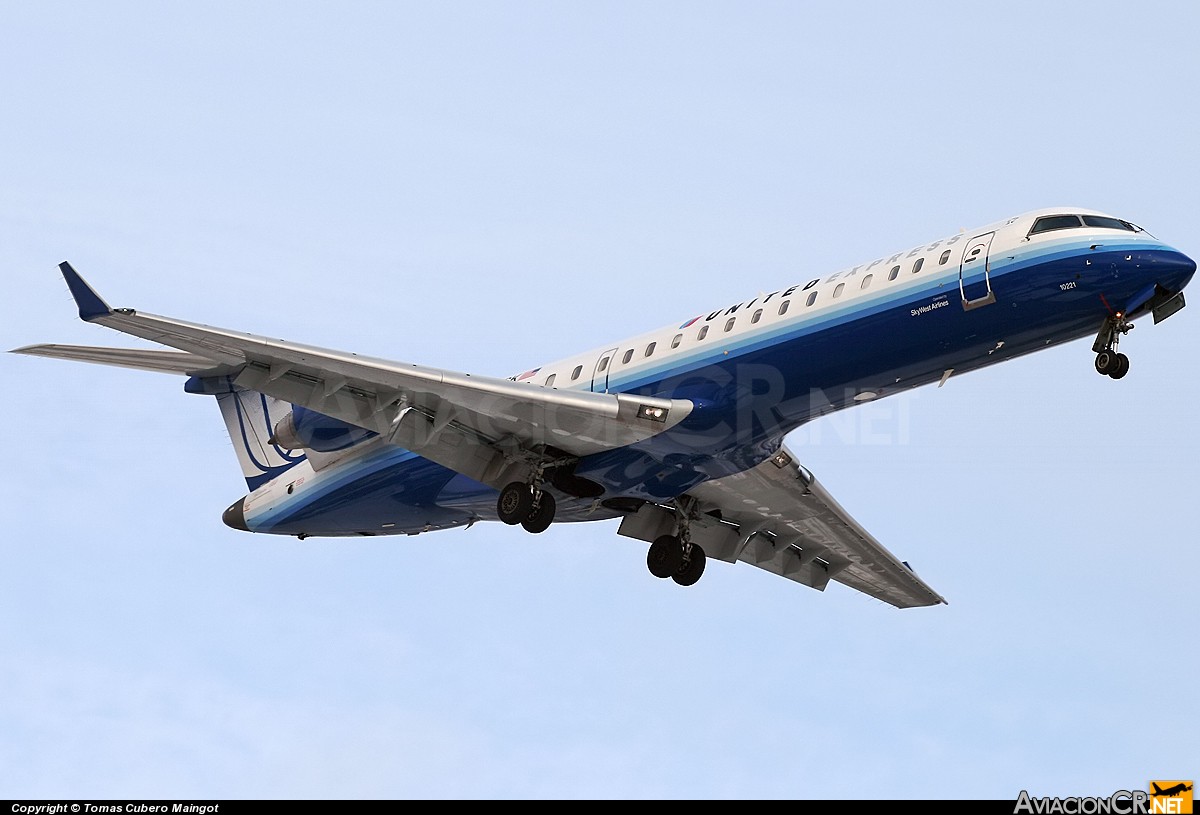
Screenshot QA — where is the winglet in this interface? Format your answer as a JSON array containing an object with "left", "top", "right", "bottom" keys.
[{"left": 59, "top": 261, "right": 112, "bottom": 321}]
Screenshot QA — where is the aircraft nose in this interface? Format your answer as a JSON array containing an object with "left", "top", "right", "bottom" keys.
[
  {"left": 1169, "top": 248, "right": 1196, "bottom": 276},
  {"left": 1152, "top": 247, "right": 1197, "bottom": 293},
  {"left": 222, "top": 497, "right": 249, "bottom": 531}
]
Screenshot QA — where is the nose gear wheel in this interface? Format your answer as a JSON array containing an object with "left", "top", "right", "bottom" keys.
[{"left": 1092, "top": 313, "right": 1134, "bottom": 379}]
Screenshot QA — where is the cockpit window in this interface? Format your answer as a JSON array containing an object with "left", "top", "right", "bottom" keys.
[
  {"left": 1081, "top": 215, "right": 1136, "bottom": 231},
  {"left": 1030, "top": 214, "right": 1140, "bottom": 236},
  {"left": 1029, "top": 215, "right": 1083, "bottom": 235}
]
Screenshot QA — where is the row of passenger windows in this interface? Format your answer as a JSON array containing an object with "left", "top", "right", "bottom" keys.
[{"left": 541, "top": 247, "right": 957, "bottom": 385}]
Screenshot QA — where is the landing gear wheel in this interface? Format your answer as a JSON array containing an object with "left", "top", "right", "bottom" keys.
[
  {"left": 647, "top": 535, "right": 684, "bottom": 578},
  {"left": 497, "top": 481, "right": 534, "bottom": 525},
  {"left": 1095, "top": 349, "right": 1119, "bottom": 375},
  {"left": 1092, "top": 312, "right": 1135, "bottom": 378},
  {"left": 1108, "top": 353, "right": 1130, "bottom": 380},
  {"left": 521, "top": 491, "right": 556, "bottom": 534},
  {"left": 672, "top": 544, "right": 707, "bottom": 586}
]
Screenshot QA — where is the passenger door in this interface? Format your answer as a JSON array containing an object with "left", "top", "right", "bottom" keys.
[
  {"left": 959, "top": 231, "right": 997, "bottom": 310},
  {"left": 591, "top": 347, "right": 619, "bottom": 393}
]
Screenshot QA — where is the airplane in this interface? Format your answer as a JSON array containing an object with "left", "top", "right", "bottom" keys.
[
  {"left": 1152, "top": 783, "right": 1193, "bottom": 798},
  {"left": 12, "top": 207, "right": 1194, "bottom": 609}
]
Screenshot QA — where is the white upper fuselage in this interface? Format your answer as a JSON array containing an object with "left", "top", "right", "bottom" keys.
[{"left": 510, "top": 207, "right": 1164, "bottom": 398}]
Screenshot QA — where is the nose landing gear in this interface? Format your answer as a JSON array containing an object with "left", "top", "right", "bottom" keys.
[{"left": 1092, "top": 313, "right": 1133, "bottom": 380}]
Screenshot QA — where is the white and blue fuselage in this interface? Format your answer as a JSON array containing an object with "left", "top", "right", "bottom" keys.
[{"left": 216, "top": 207, "right": 1195, "bottom": 537}]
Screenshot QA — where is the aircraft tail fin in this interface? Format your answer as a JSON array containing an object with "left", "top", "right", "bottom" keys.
[
  {"left": 1153, "top": 784, "right": 1164, "bottom": 795},
  {"left": 185, "top": 375, "right": 306, "bottom": 490}
]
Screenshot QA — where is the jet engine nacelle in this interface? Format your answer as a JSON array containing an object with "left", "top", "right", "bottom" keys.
[{"left": 270, "top": 406, "right": 377, "bottom": 452}]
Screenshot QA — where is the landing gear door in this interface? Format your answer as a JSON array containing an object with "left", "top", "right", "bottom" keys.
[
  {"left": 959, "top": 231, "right": 997, "bottom": 310},
  {"left": 591, "top": 347, "right": 619, "bottom": 393}
]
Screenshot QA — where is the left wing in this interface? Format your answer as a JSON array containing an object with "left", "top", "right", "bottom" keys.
[
  {"left": 22, "top": 263, "right": 694, "bottom": 491},
  {"left": 618, "top": 443, "right": 946, "bottom": 608},
  {"left": 11, "top": 343, "right": 230, "bottom": 375}
]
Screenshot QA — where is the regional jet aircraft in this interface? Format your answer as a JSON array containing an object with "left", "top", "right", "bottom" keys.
[{"left": 14, "top": 208, "right": 1194, "bottom": 607}]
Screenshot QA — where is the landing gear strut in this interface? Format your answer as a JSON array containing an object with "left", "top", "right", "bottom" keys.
[
  {"left": 1093, "top": 313, "right": 1133, "bottom": 380},
  {"left": 644, "top": 498, "right": 707, "bottom": 587}
]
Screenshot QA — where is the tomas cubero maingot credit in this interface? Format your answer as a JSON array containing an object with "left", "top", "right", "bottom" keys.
[{"left": 13, "top": 807, "right": 218, "bottom": 814}]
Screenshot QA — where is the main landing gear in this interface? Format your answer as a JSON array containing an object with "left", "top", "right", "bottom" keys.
[
  {"left": 645, "top": 498, "right": 707, "bottom": 587},
  {"left": 647, "top": 534, "right": 706, "bottom": 586},
  {"left": 496, "top": 480, "right": 557, "bottom": 534},
  {"left": 1093, "top": 313, "right": 1133, "bottom": 380},
  {"left": 494, "top": 451, "right": 601, "bottom": 535}
]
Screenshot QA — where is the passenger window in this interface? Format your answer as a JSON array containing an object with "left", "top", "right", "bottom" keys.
[
  {"left": 860, "top": 274, "right": 872, "bottom": 290},
  {"left": 598, "top": 356, "right": 610, "bottom": 372},
  {"left": 545, "top": 373, "right": 556, "bottom": 386},
  {"left": 805, "top": 291, "right": 817, "bottom": 307},
  {"left": 833, "top": 283, "right": 845, "bottom": 298},
  {"left": 888, "top": 265, "right": 900, "bottom": 280},
  {"left": 645, "top": 342, "right": 656, "bottom": 357},
  {"left": 671, "top": 333, "right": 682, "bottom": 349},
  {"left": 779, "top": 300, "right": 790, "bottom": 315},
  {"left": 939, "top": 250, "right": 951, "bottom": 265},
  {"left": 751, "top": 309, "right": 762, "bottom": 324},
  {"left": 622, "top": 349, "right": 633, "bottom": 364},
  {"left": 724, "top": 317, "right": 735, "bottom": 332},
  {"left": 697, "top": 325, "right": 709, "bottom": 340},
  {"left": 571, "top": 365, "right": 582, "bottom": 381},
  {"left": 912, "top": 257, "right": 924, "bottom": 273}
]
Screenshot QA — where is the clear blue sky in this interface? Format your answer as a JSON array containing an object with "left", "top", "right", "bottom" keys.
[{"left": 2, "top": 0, "right": 1196, "bottom": 800}]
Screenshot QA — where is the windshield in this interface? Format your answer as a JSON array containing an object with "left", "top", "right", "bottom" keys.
[{"left": 1029, "top": 214, "right": 1140, "bottom": 237}]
